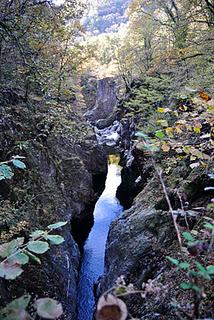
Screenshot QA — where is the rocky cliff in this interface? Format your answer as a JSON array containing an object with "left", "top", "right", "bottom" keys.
[
  {"left": 97, "top": 156, "right": 213, "bottom": 318},
  {"left": 0, "top": 90, "right": 107, "bottom": 319},
  {"left": 95, "top": 78, "right": 214, "bottom": 319}
]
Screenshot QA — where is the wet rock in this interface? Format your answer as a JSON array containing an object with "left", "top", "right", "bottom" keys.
[
  {"left": 85, "top": 78, "right": 117, "bottom": 123},
  {"left": 95, "top": 112, "right": 118, "bottom": 129},
  {"left": 97, "top": 200, "right": 175, "bottom": 318},
  {"left": 95, "top": 121, "right": 122, "bottom": 147}
]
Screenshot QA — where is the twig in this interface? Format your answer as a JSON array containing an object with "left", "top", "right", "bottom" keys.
[
  {"left": 152, "top": 159, "right": 182, "bottom": 250},
  {"left": 176, "top": 189, "right": 189, "bottom": 230}
]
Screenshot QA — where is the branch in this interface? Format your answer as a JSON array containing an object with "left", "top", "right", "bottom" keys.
[{"left": 152, "top": 159, "right": 182, "bottom": 250}]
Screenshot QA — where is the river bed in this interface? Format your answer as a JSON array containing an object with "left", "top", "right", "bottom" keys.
[{"left": 77, "top": 163, "right": 123, "bottom": 320}]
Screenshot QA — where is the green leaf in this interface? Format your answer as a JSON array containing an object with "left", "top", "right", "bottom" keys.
[
  {"left": 182, "top": 232, "right": 195, "bottom": 242},
  {"left": 24, "top": 250, "right": 41, "bottom": 264},
  {"left": 30, "top": 230, "right": 45, "bottom": 239},
  {"left": 27, "top": 241, "right": 49, "bottom": 254},
  {"left": 179, "top": 262, "right": 190, "bottom": 270},
  {"left": 35, "top": 298, "right": 63, "bottom": 319},
  {"left": 5, "top": 295, "right": 30, "bottom": 310},
  {"left": 8, "top": 252, "right": 29, "bottom": 265},
  {"left": 0, "top": 164, "right": 14, "bottom": 180},
  {"left": 0, "top": 261, "right": 23, "bottom": 280},
  {"left": 195, "top": 262, "right": 211, "bottom": 280},
  {"left": 47, "top": 235, "right": 64, "bottom": 245},
  {"left": 192, "top": 285, "right": 201, "bottom": 294},
  {"left": 155, "top": 130, "right": 165, "bottom": 139},
  {"left": 180, "top": 282, "right": 192, "bottom": 290},
  {"left": 0, "top": 295, "right": 31, "bottom": 320},
  {"left": 207, "top": 265, "right": 214, "bottom": 275},
  {"left": 195, "top": 262, "right": 207, "bottom": 273},
  {"left": 204, "top": 223, "right": 214, "bottom": 230},
  {"left": 0, "top": 238, "right": 24, "bottom": 258},
  {"left": 47, "top": 221, "right": 67, "bottom": 230},
  {"left": 12, "top": 159, "right": 26, "bottom": 169},
  {"left": 166, "top": 256, "right": 179, "bottom": 266}
]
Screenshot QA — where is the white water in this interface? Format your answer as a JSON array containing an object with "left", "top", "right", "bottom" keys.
[{"left": 77, "top": 164, "right": 123, "bottom": 320}]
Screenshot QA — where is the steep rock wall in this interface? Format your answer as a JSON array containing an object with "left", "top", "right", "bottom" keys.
[
  {"left": 0, "top": 96, "right": 107, "bottom": 319},
  {"left": 98, "top": 155, "right": 213, "bottom": 319},
  {"left": 85, "top": 78, "right": 117, "bottom": 124}
]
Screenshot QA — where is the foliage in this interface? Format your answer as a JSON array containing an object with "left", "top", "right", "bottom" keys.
[
  {"left": 0, "top": 221, "right": 67, "bottom": 319},
  {"left": 0, "top": 156, "right": 26, "bottom": 181},
  {"left": 0, "top": 0, "right": 85, "bottom": 101},
  {"left": 166, "top": 221, "right": 214, "bottom": 318},
  {"left": 135, "top": 91, "right": 213, "bottom": 171},
  {"left": 0, "top": 295, "right": 63, "bottom": 320},
  {"left": 0, "top": 221, "right": 67, "bottom": 280},
  {"left": 111, "top": 0, "right": 214, "bottom": 91},
  {"left": 82, "top": 0, "right": 130, "bottom": 34}
]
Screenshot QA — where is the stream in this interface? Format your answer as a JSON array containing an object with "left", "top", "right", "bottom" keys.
[{"left": 77, "top": 162, "right": 123, "bottom": 320}]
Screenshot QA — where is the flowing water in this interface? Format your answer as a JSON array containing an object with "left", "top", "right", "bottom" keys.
[{"left": 77, "top": 163, "right": 123, "bottom": 320}]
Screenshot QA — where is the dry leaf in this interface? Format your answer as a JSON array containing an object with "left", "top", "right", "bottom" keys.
[
  {"left": 199, "top": 91, "right": 211, "bottom": 102},
  {"left": 96, "top": 294, "right": 128, "bottom": 320}
]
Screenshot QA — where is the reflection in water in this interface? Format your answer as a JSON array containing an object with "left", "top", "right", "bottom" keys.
[{"left": 77, "top": 164, "right": 123, "bottom": 320}]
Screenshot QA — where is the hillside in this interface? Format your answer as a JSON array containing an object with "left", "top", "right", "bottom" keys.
[{"left": 82, "top": 0, "right": 131, "bottom": 34}]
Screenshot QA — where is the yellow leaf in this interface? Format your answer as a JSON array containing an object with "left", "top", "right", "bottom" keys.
[
  {"left": 165, "top": 127, "right": 174, "bottom": 138},
  {"left": 157, "top": 107, "right": 171, "bottom": 113},
  {"left": 194, "top": 127, "right": 201, "bottom": 134},
  {"left": 207, "top": 106, "right": 214, "bottom": 113},
  {"left": 157, "top": 107, "right": 165, "bottom": 113},
  {"left": 183, "top": 146, "right": 191, "bottom": 154},
  {"left": 176, "top": 120, "right": 187, "bottom": 125},
  {"left": 175, "top": 125, "right": 183, "bottom": 134},
  {"left": 186, "top": 124, "right": 192, "bottom": 131},
  {"left": 179, "top": 105, "right": 188, "bottom": 111},
  {"left": 161, "top": 142, "right": 170, "bottom": 152}
]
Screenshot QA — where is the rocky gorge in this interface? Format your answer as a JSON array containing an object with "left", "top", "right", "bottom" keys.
[{"left": 0, "top": 75, "right": 213, "bottom": 320}]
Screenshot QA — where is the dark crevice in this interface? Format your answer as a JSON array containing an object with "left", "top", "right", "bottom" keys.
[
  {"left": 71, "top": 206, "right": 95, "bottom": 252},
  {"left": 116, "top": 158, "right": 148, "bottom": 210},
  {"left": 92, "top": 172, "right": 106, "bottom": 195},
  {"left": 71, "top": 171, "right": 107, "bottom": 251}
]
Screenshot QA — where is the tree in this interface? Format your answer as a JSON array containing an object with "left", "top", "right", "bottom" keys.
[{"left": 0, "top": 0, "right": 84, "bottom": 101}]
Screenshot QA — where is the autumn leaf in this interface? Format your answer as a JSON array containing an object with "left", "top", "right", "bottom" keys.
[
  {"left": 165, "top": 127, "right": 174, "bottom": 138},
  {"left": 96, "top": 294, "right": 128, "bottom": 320},
  {"left": 199, "top": 91, "right": 211, "bottom": 102},
  {"left": 179, "top": 105, "right": 188, "bottom": 112},
  {"left": 157, "top": 107, "right": 171, "bottom": 113},
  {"left": 161, "top": 142, "right": 170, "bottom": 152}
]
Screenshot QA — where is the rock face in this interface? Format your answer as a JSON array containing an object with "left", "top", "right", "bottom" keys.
[
  {"left": 97, "top": 174, "right": 178, "bottom": 319},
  {"left": 0, "top": 97, "right": 107, "bottom": 319},
  {"left": 98, "top": 153, "right": 214, "bottom": 319},
  {"left": 85, "top": 78, "right": 117, "bottom": 123}
]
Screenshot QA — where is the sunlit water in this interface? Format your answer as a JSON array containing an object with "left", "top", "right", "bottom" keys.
[{"left": 77, "top": 164, "right": 123, "bottom": 320}]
